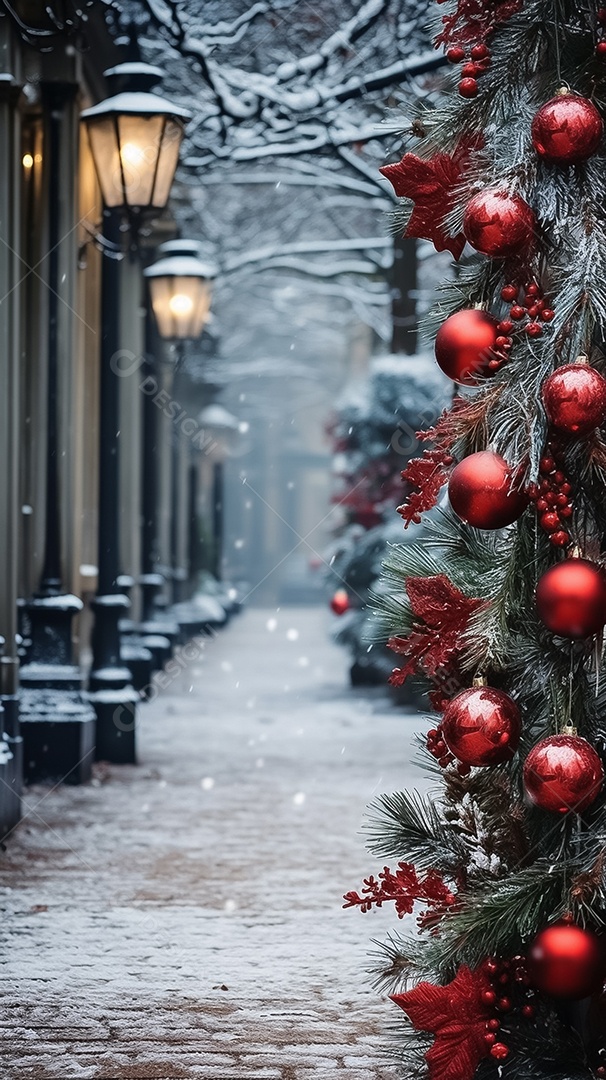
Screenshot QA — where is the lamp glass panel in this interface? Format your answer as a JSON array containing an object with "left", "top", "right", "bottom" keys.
[
  {"left": 116, "top": 113, "right": 166, "bottom": 208},
  {"left": 148, "top": 276, "right": 173, "bottom": 338},
  {"left": 188, "top": 278, "right": 213, "bottom": 339},
  {"left": 151, "top": 119, "right": 185, "bottom": 209},
  {"left": 85, "top": 117, "right": 124, "bottom": 207}
]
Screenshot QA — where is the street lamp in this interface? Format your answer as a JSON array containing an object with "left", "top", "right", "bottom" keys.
[
  {"left": 141, "top": 241, "right": 217, "bottom": 611},
  {"left": 81, "top": 63, "right": 189, "bottom": 764},
  {"left": 144, "top": 241, "right": 216, "bottom": 340},
  {"left": 82, "top": 64, "right": 190, "bottom": 214}
]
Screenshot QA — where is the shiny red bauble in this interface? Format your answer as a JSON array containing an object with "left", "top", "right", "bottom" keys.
[
  {"left": 448, "top": 451, "right": 528, "bottom": 529},
  {"left": 524, "top": 734, "right": 603, "bottom": 814},
  {"left": 330, "top": 589, "right": 350, "bottom": 616},
  {"left": 542, "top": 363, "right": 606, "bottom": 435},
  {"left": 463, "top": 189, "right": 536, "bottom": 257},
  {"left": 442, "top": 686, "right": 521, "bottom": 767},
  {"left": 531, "top": 94, "right": 604, "bottom": 165},
  {"left": 434, "top": 310, "right": 500, "bottom": 385},
  {"left": 536, "top": 559, "right": 606, "bottom": 637},
  {"left": 528, "top": 923, "right": 605, "bottom": 998}
]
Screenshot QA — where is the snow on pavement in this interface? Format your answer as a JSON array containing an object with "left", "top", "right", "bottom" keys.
[{"left": 0, "top": 606, "right": 420, "bottom": 1079}]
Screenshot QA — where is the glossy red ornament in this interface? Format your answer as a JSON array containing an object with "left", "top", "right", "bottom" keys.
[
  {"left": 528, "top": 923, "right": 605, "bottom": 998},
  {"left": 524, "top": 734, "right": 603, "bottom": 814},
  {"left": 330, "top": 589, "right": 350, "bottom": 616},
  {"left": 448, "top": 451, "right": 528, "bottom": 529},
  {"left": 531, "top": 94, "right": 604, "bottom": 165},
  {"left": 434, "top": 310, "right": 500, "bottom": 384},
  {"left": 463, "top": 189, "right": 536, "bottom": 257},
  {"left": 542, "top": 363, "right": 606, "bottom": 435},
  {"left": 442, "top": 686, "right": 521, "bottom": 767},
  {"left": 536, "top": 559, "right": 606, "bottom": 638}
]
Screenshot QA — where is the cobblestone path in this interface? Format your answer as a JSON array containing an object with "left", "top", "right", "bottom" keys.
[{"left": 0, "top": 607, "right": 418, "bottom": 1079}]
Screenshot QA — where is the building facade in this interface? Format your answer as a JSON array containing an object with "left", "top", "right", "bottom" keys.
[{"left": 0, "top": 5, "right": 220, "bottom": 832}]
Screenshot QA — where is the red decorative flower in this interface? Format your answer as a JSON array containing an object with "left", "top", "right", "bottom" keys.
[
  {"left": 388, "top": 575, "right": 485, "bottom": 687},
  {"left": 434, "top": 0, "right": 523, "bottom": 51},
  {"left": 343, "top": 862, "right": 456, "bottom": 921},
  {"left": 392, "top": 965, "right": 495, "bottom": 1080},
  {"left": 398, "top": 447, "right": 453, "bottom": 527}
]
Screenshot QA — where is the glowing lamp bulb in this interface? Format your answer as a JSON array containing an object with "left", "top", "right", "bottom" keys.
[
  {"left": 120, "top": 141, "right": 146, "bottom": 167},
  {"left": 168, "top": 293, "right": 194, "bottom": 317}
]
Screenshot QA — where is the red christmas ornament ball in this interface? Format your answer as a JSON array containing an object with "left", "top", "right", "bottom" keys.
[
  {"left": 442, "top": 686, "right": 521, "bottom": 767},
  {"left": 536, "top": 559, "right": 606, "bottom": 638},
  {"left": 448, "top": 451, "right": 528, "bottom": 529},
  {"left": 524, "top": 734, "right": 603, "bottom": 814},
  {"left": 542, "top": 364, "right": 606, "bottom": 435},
  {"left": 528, "top": 923, "right": 605, "bottom": 998},
  {"left": 532, "top": 94, "right": 604, "bottom": 165},
  {"left": 330, "top": 589, "right": 350, "bottom": 616},
  {"left": 463, "top": 189, "right": 536, "bottom": 257},
  {"left": 434, "top": 310, "right": 500, "bottom": 385}
]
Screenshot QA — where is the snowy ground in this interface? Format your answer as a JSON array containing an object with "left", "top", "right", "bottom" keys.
[{"left": 0, "top": 606, "right": 422, "bottom": 1080}]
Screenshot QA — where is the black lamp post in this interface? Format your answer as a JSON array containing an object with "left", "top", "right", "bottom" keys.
[
  {"left": 82, "top": 64, "right": 189, "bottom": 763},
  {"left": 20, "top": 81, "right": 97, "bottom": 786},
  {"left": 142, "top": 241, "right": 216, "bottom": 609},
  {"left": 198, "top": 404, "right": 241, "bottom": 583}
]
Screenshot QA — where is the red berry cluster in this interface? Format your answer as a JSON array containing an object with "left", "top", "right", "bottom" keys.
[
  {"left": 597, "top": 9, "right": 606, "bottom": 56},
  {"left": 527, "top": 440, "right": 573, "bottom": 548},
  {"left": 500, "top": 282, "right": 555, "bottom": 340},
  {"left": 446, "top": 42, "right": 491, "bottom": 98},
  {"left": 481, "top": 955, "right": 536, "bottom": 1062},
  {"left": 427, "top": 724, "right": 471, "bottom": 776}
]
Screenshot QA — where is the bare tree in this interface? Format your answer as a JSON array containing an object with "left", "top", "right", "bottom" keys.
[{"left": 100, "top": 0, "right": 445, "bottom": 356}]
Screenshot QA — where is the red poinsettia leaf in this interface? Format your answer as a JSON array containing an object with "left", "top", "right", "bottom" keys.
[
  {"left": 392, "top": 966, "right": 493, "bottom": 1080},
  {"left": 408, "top": 210, "right": 467, "bottom": 260},
  {"left": 379, "top": 152, "right": 467, "bottom": 259},
  {"left": 380, "top": 157, "right": 440, "bottom": 199},
  {"left": 425, "top": 1026, "right": 489, "bottom": 1080},
  {"left": 394, "top": 979, "right": 455, "bottom": 1031}
]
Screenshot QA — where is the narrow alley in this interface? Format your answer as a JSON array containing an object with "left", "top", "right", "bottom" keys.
[{"left": 0, "top": 607, "right": 417, "bottom": 1080}]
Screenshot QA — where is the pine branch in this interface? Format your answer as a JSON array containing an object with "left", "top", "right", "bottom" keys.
[
  {"left": 366, "top": 789, "right": 469, "bottom": 872},
  {"left": 424, "top": 863, "right": 570, "bottom": 976}
]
